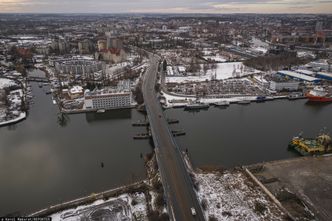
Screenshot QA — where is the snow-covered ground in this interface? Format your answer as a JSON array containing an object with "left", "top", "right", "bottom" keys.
[
  {"left": 0, "top": 78, "right": 17, "bottom": 89},
  {"left": 0, "top": 112, "right": 26, "bottom": 126},
  {"left": 251, "top": 47, "right": 268, "bottom": 54},
  {"left": 50, "top": 193, "right": 147, "bottom": 221},
  {"left": 251, "top": 37, "right": 269, "bottom": 48},
  {"left": 0, "top": 82, "right": 26, "bottom": 126},
  {"left": 203, "top": 55, "right": 227, "bottom": 62},
  {"left": 195, "top": 170, "right": 285, "bottom": 221},
  {"left": 297, "top": 51, "right": 316, "bottom": 59},
  {"left": 250, "top": 37, "right": 269, "bottom": 55},
  {"left": 161, "top": 90, "right": 262, "bottom": 108},
  {"left": 166, "top": 62, "right": 259, "bottom": 84}
]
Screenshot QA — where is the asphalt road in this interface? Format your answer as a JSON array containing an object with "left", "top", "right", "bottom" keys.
[{"left": 142, "top": 54, "right": 205, "bottom": 221}]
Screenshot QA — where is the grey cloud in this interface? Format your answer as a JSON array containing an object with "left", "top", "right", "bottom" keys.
[{"left": 0, "top": 0, "right": 331, "bottom": 13}]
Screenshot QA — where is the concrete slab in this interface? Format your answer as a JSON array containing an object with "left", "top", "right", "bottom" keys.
[{"left": 247, "top": 155, "right": 332, "bottom": 221}]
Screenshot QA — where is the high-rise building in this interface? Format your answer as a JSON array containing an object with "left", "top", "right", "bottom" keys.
[
  {"left": 58, "top": 40, "right": 68, "bottom": 54},
  {"left": 316, "top": 21, "right": 323, "bottom": 32},
  {"left": 97, "top": 40, "right": 107, "bottom": 51},
  {"left": 78, "top": 40, "right": 91, "bottom": 54},
  {"left": 105, "top": 33, "right": 123, "bottom": 49}
]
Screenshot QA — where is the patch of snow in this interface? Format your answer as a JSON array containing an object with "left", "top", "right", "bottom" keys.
[
  {"left": 50, "top": 193, "right": 148, "bottom": 221},
  {"left": 195, "top": 171, "right": 285, "bottom": 221},
  {"left": 166, "top": 62, "right": 259, "bottom": 83},
  {"left": 0, "top": 78, "right": 17, "bottom": 89},
  {"left": 0, "top": 112, "right": 26, "bottom": 126},
  {"left": 203, "top": 55, "right": 227, "bottom": 62}
]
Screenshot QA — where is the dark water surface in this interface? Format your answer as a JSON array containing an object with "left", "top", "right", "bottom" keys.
[
  {"left": 1, "top": 69, "right": 332, "bottom": 215},
  {"left": 166, "top": 100, "right": 332, "bottom": 168},
  {"left": 0, "top": 80, "right": 151, "bottom": 215}
]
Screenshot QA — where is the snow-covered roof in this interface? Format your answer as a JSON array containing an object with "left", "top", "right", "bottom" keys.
[
  {"left": 295, "top": 69, "right": 315, "bottom": 76},
  {"left": 277, "top": 70, "right": 319, "bottom": 82},
  {"left": 70, "top": 86, "right": 84, "bottom": 94}
]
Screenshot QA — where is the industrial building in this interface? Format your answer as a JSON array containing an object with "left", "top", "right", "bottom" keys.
[
  {"left": 277, "top": 70, "right": 320, "bottom": 83},
  {"left": 270, "top": 78, "right": 299, "bottom": 91},
  {"left": 295, "top": 69, "right": 315, "bottom": 76},
  {"left": 316, "top": 72, "right": 332, "bottom": 81},
  {"left": 307, "top": 60, "right": 331, "bottom": 72},
  {"left": 84, "top": 89, "right": 132, "bottom": 110}
]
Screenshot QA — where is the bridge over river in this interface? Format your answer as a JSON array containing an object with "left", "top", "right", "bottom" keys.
[{"left": 142, "top": 54, "right": 205, "bottom": 221}]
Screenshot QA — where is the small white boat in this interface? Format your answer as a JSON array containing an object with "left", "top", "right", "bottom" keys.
[
  {"left": 238, "top": 99, "right": 251, "bottom": 104},
  {"left": 213, "top": 100, "right": 230, "bottom": 107},
  {"left": 97, "top": 109, "right": 106, "bottom": 113}
]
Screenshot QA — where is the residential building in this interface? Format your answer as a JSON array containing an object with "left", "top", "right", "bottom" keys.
[{"left": 84, "top": 89, "right": 132, "bottom": 110}]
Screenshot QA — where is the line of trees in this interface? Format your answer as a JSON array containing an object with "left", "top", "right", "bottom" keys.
[{"left": 244, "top": 52, "right": 311, "bottom": 71}]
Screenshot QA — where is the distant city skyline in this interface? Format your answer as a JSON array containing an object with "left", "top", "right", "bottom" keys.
[{"left": 0, "top": 0, "right": 332, "bottom": 14}]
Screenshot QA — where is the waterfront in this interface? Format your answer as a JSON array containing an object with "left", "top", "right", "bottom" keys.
[
  {"left": 1, "top": 79, "right": 332, "bottom": 215},
  {"left": 0, "top": 82, "right": 151, "bottom": 215},
  {"left": 166, "top": 100, "right": 332, "bottom": 168}
]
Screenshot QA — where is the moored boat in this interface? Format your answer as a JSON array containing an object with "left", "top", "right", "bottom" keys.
[
  {"left": 213, "top": 100, "right": 230, "bottom": 107},
  {"left": 256, "top": 96, "right": 266, "bottom": 103},
  {"left": 288, "top": 92, "right": 304, "bottom": 100},
  {"left": 306, "top": 86, "right": 332, "bottom": 102},
  {"left": 288, "top": 132, "right": 332, "bottom": 156},
  {"left": 96, "top": 109, "right": 106, "bottom": 113},
  {"left": 184, "top": 102, "right": 209, "bottom": 110},
  {"left": 237, "top": 98, "right": 251, "bottom": 104}
]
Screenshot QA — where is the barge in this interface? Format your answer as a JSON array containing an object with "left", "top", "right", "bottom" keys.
[{"left": 288, "top": 132, "right": 332, "bottom": 156}]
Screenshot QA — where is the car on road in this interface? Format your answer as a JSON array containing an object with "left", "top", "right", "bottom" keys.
[{"left": 191, "top": 207, "right": 196, "bottom": 216}]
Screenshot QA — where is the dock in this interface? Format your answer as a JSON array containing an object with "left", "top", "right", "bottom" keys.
[
  {"left": 167, "top": 118, "right": 179, "bottom": 124},
  {"left": 171, "top": 130, "right": 186, "bottom": 137},
  {"left": 132, "top": 121, "right": 149, "bottom": 126},
  {"left": 133, "top": 133, "right": 151, "bottom": 139},
  {"left": 132, "top": 118, "right": 179, "bottom": 127}
]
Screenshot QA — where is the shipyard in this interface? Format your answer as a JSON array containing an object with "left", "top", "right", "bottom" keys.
[{"left": 0, "top": 10, "right": 332, "bottom": 221}]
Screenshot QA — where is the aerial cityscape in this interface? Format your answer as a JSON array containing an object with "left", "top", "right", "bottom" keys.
[{"left": 0, "top": 1, "right": 332, "bottom": 221}]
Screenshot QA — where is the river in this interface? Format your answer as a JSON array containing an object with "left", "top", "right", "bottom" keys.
[
  {"left": 0, "top": 72, "right": 151, "bottom": 215},
  {"left": 166, "top": 99, "right": 331, "bottom": 168},
  {"left": 1, "top": 69, "right": 332, "bottom": 215}
]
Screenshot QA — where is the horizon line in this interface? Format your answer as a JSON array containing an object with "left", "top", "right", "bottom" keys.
[{"left": 0, "top": 12, "right": 331, "bottom": 15}]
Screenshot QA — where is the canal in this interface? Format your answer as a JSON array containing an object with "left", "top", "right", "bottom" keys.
[{"left": 1, "top": 70, "right": 332, "bottom": 215}]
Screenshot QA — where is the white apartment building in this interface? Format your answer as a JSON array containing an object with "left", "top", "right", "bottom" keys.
[
  {"left": 270, "top": 80, "right": 299, "bottom": 91},
  {"left": 84, "top": 89, "right": 132, "bottom": 110}
]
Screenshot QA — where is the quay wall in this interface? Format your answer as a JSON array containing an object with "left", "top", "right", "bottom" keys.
[{"left": 29, "top": 180, "right": 148, "bottom": 217}]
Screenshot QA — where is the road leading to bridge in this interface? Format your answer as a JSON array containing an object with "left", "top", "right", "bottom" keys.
[{"left": 142, "top": 54, "right": 205, "bottom": 221}]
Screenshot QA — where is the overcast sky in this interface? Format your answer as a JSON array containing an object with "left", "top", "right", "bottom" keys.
[{"left": 0, "top": 0, "right": 332, "bottom": 14}]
